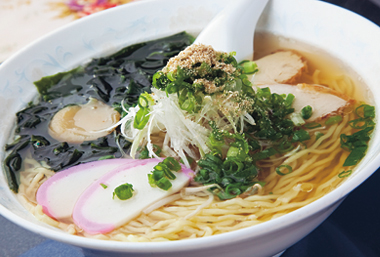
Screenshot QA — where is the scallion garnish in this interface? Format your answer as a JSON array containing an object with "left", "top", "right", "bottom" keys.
[
  {"left": 290, "top": 113, "right": 305, "bottom": 126},
  {"left": 355, "top": 104, "right": 375, "bottom": 119},
  {"left": 304, "top": 122, "right": 322, "bottom": 129},
  {"left": 338, "top": 170, "right": 352, "bottom": 178},
  {"left": 134, "top": 92, "right": 153, "bottom": 130},
  {"left": 275, "top": 138, "right": 294, "bottom": 153},
  {"left": 301, "top": 105, "right": 313, "bottom": 119},
  {"left": 325, "top": 115, "right": 343, "bottom": 126},
  {"left": 155, "top": 177, "right": 172, "bottom": 191},
  {"left": 252, "top": 147, "right": 277, "bottom": 161},
  {"left": 343, "top": 146, "right": 368, "bottom": 166},
  {"left": 194, "top": 125, "right": 261, "bottom": 200},
  {"left": 315, "top": 132, "right": 324, "bottom": 140},
  {"left": 285, "top": 94, "right": 295, "bottom": 107},
  {"left": 247, "top": 87, "right": 295, "bottom": 141},
  {"left": 239, "top": 60, "right": 258, "bottom": 74},
  {"left": 113, "top": 183, "right": 134, "bottom": 200},
  {"left": 148, "top": 157, "right": 181, "bottom": 191},
  {"left": 139, "top": 144, "right": 162, "bottom": 159},
  {"left": 348, "top": 118, "right": 375, "bottom": 130},
  {"left": 276, "top": 165, "right": 293, "bottom": 176},
  {"left": 291, "top": 129, "right": 310, "bottom": 142},
  {"left": 340, "top": 104, "right": 375, "bottom": 167},
  {"left": 134, "top": 107, "right": 150, "bottom": 129},
  {"left": 100, "top": 183, "right": 108, "bottom": 189},
  {"left": 152, "top": 49, "right": 255, "bottom": 116}
]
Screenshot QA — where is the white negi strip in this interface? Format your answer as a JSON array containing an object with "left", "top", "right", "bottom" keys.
[
  {"left": 36, "top": 158, "right": 136, "bottom": 220},
  {"left": 124, "top": 88, "right": 210, "bottom": 165},
  {"left": 72, "top": 158, "right": 193, "bottom": 234}
]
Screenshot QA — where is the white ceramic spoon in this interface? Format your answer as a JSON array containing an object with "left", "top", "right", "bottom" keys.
[{"left": 194, "top": 0, "right": 269, "bottom": 62}]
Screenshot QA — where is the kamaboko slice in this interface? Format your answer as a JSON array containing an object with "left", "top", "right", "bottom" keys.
[
  {"left": 36, "top": 158, "right": 137, "bottom": 220},
  {"left": 72, "top": 158, "right": 193, "bottom": 234}
]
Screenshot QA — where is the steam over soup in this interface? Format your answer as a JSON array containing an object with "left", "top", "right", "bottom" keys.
[{"left": 3, "top": 32, "right": 375, "bottom": 241}]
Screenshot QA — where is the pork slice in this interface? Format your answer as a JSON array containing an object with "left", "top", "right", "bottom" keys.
[
  {"left": 252, "top": 51, "right": 306, "bottom": 85},
  {"left": 259, "top": 83, "right": 354, "bottom": 121}
]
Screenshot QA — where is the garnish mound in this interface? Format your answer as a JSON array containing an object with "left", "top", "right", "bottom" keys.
[{"left": 162, "top": 44, "right": 237, "bottom": 94}]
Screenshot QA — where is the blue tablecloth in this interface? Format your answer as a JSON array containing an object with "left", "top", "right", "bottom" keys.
[{"left": 2, "top": 0, "right": 380, "bottom": 256}]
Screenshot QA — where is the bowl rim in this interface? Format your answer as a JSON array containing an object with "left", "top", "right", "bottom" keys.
[{"left": 1, "top": 0, "right": 380, "bottom": 253}]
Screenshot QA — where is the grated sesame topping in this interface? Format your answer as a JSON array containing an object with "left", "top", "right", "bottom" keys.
[
  {"left": 163, "top": 44, "right": 236, "bottom": 75},
  {"left": 194, "top": 79, "right": 224, "bottom": 94}
]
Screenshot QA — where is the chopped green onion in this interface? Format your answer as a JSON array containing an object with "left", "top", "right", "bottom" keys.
[
  {"left": 100, "top": 183, "right": 108, "bottom": 189},
  {"left": 225, "top": 184, "right": 242, "bottom": 197},
  {"left": 134, "top": 92, "right": 154, "bottom": 130},
  {"left": 195, "top": 145, "right": 259, "bottom": 200},
  {"left": 355, "top": 104, "right": 375, "bottom": 119},
  {"left": 338, "top": 170, "right": 352, "bottom": 178},
  {"left": 301, "top": 105, "right": 313, "bottom": 119},
  {"left": 242, "top": 77, "right": 251, "bottom": 86},
  {"left": 133, "top": 107, "right": 150, "bottom": 129},
  {"left": 113, "top": 183, "right": 134, "bottom": 200},
  {"left": 148, "top": 157, "right": 181, "bottom": 191},
  {"left": 162, "top": 157, "right": 181, "bottom": 171},
  {"left": 325, "top": 115, "right": 342, "bottom": 126},
  {"left": 348, "top": 118, "right": 373, "bottom": 130},
  {"left": 340, "top": 103, "right": 374, "bottom": 166},
  {"left": 284, "top": 94, "right": 295, "bottom": 108},
  {"left": 180, "top": 92, "right": 196, "bottom": 113},
  {"left": 239, "top": 60, "right": 258, "bottom": 74},
  {"left": 138, "top": 95, "right": 149, "bottom": 108},
  {"left": 165, "top": 82, "right": 178, "bottom": 95},
  {"left": 304, "top": 122, "right": 322, "bottom": 129},
  {"left": 276, "top": 165, "right": 293, "bottom": 176},
  {"left": 167, "top": 71, "right": 175, "bottom": 81},
  {"left": 315, "top": 132, "right": 324, "bottom": 140},
  {"left": 147, "top": 173, "right": 156, "bottom": 187},
  {"left": 258, "top": 87, "right": 271, "bottom": 98},
  {"left": 291, "top": 129, "right": 310, "bottom": 142},
  {"left": 226, "top": 146, "right": 240, "bottom": 158},
  {"left": 139, "top": 144, "right": 162, "bottom": 159},
  {"left": 161, "top": 165, "right": 177, "bottom": 180},
  {"left": 252, "top": 147, "right": 277, "bottom": 161},
  {"left": 290, "top": 113, "right": 305, "bottom": 126},
  {"left": 156, "top": 177, "right": 172, "bottom": 191},
  {"left": 275, "top": 138, "right": 294, "bottom": 153},
  {"left": 343, "top": 146, "right": 367, "bottom": 166}
]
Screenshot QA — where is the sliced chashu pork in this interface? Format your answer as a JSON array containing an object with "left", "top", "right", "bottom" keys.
[
  {"left": 252, "top": 50, "right": 306, "bottom": 85},
  {"left": 259, "top": 83, "right": 355, "bottom": 121}
]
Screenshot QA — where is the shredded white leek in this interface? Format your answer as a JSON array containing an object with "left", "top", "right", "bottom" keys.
[
  {"left": 119, "top": 82, "right": 255, "bottom": 166},
  {"left": 120, "top": 89, "right": 210, "bottom": 166}
]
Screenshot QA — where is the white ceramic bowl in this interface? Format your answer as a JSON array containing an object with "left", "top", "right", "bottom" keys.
[{"left": 1, "top": 0, "right": 380, "bottom": 256}]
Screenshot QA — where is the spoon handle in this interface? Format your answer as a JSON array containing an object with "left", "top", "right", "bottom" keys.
[{"left": 194, "top": 0, "right": 269, "bottom": 62}]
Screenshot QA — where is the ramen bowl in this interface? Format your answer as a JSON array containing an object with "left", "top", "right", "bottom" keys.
[{"left": 1, "top": 0, "right": 380, "bottom": 256}]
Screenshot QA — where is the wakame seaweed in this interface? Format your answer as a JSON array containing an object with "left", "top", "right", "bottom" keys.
[{"left": 4, "top": 32, "right": 194, "bottom": 192}]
